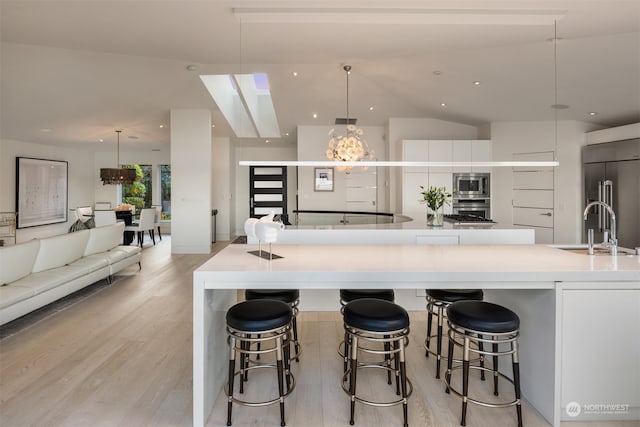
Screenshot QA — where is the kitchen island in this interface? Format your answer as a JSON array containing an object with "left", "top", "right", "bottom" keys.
[{"left": 193, "top": 244, "right": 639, "bottom": 427}]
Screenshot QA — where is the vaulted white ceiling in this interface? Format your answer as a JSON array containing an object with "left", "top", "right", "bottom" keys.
[{"left": 1, "top": 1, "right": 638, "bottom": 150}]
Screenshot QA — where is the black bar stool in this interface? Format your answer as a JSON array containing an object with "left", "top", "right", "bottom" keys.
[
  {"left": 339, "top": 289, "right": 396, "bottom": 383},
  {"left": 245, "top": 289, "right": 301, "bottom": 362},
  {"left": 424, "top": 289, "right": 484, "bottom": 379},
  {"left": 225, "top": 299, "right": 295, "bottom": 426},
  {"left": 444, "top": 301, "right": 523, "bottom": 427},
  {"left": 342, "top": 298, "right": 412, "bottom": 427},
  {"left": 340, "top": 289, "right": 395, "bottom": 309}
]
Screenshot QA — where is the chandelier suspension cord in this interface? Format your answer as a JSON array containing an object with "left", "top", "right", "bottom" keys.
[
  {"left": 344, "top": 65, "right": 351, "bottom": 126},
  {"left": 116, "top": 130, "right": 122, "bottom": 167},
  {"left": 553, "top": 20, "right": 558, "bottom": 162}
]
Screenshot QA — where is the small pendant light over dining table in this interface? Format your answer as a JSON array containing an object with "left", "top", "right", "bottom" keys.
[{"left": 100, "top": 130, "right": 137, "bottom": 185}]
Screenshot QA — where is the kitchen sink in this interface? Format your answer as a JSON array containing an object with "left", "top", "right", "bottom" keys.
[{"left": 551, "top": 244, "right": 638, "bottom": 256}]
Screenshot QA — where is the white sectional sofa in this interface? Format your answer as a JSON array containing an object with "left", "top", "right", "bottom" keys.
[{"left": 0, "top": 222, "right": 141, "bottom": 325}]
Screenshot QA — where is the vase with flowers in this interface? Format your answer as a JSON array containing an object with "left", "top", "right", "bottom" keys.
[{"left": 419, "top": 185, "right": 452, "bottom": 227}]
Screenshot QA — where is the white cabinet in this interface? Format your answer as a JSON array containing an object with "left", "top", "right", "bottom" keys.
[
  {"left": 401, "top": 140, "right": 492, "bottom": 216},
  {"left": 402, "top": 172, "right": 429, "bottom": 217},
  {"left": 560, "top": 287, "right": 640, "bottom": 421},
  {"left": 470, "top": 140, "right": 492, "bottom": 172},
  {"left": 403, "top": 140, "right": 429, "bottom": 172},
  {"left": 511, "top": 151, "right": 555, "bottom": 243},
  {"left": 428, "top": 140, "right": 453, "bottom": 167}
]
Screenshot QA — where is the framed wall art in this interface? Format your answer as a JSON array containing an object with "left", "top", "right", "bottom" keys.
[
  {"left": 314, "top": 167, "right": 334, "bottom": 192},
  {"left": 16, "top": 157, "right": 68, "bottom": 228}
]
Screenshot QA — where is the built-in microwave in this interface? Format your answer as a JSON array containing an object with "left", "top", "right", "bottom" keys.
[{"left": 453, "top": 173, "right": 490, "bottom": 198}]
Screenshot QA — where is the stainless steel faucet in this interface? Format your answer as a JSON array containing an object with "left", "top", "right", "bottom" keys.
[{"left": 583, "top": 201, "right": 617, "bottom": 255}]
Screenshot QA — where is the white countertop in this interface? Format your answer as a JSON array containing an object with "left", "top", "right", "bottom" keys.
[
  {"left": 288, "top": 215, "right": 517, "bottom": 230},
  {"left": 194, "top": 244, "right": 640, "bottom": 287}
]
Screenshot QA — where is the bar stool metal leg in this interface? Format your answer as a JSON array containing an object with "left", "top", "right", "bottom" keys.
[{"left": 349, "top": 335, "right": 359, "bottom": 426}]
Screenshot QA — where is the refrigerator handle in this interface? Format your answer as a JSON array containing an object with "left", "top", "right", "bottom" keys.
[{"left": 597, "top": 181, "right": 603, "bottom": 231}]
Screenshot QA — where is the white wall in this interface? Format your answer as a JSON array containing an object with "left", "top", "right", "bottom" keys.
[
  {"left": 491, "top": 120, "right": 600, "bottom": 244},
  {"left": 212, "top": 137, "right": 232, "bottom": 241},
  {"left": 387, "top": 118, "right": 480, "bottom": 212},
  {"left": 297, "top": 125, "right": 387, "bottom": 211},
  {"left": 0, "top": 138, "right": 95, "bottom": 242},
  {"left": 234, "top": 145, "right": 297, "bottom": 236}
]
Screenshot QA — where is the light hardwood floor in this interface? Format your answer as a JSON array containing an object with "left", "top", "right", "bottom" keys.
[{"left": 0, "top": 237, "right": 635, "bottom": 427}]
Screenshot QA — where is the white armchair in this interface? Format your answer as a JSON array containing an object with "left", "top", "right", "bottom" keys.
[{"left": 124, "top": 208, "right": 157, "bottom": 247}]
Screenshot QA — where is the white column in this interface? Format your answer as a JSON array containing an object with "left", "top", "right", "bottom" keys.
[{"left": 170, "top": 109, "right": 212, "bottom": 254}]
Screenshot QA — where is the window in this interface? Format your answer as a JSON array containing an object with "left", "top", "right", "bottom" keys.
[
  {"left": 122, "top": 164, "right": 152, "bottom": 213},
  {"left": 160, "top": 164, "right": 171, "bottom": 220}
]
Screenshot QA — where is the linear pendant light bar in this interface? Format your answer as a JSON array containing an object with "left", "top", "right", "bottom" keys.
[
  {"left": 233, "top": 8, "right": 567, "bottom": 26},
  {"left": 239, "top": 160, "right": 559, "bottom": 167}
]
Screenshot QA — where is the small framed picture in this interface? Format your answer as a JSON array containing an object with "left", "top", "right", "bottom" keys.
[{"left": 314, "top": 167, "right": 334, "bottom": 192}]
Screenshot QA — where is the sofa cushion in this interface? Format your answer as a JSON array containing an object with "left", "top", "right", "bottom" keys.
[
  {"left": 106, "top": 245, "right": 141, "bottom": 263},
  {"left": 84, "top": 222, "right": 124, "bottom": 256},
  {"left": 32, "top": 230, "right": 90, "bottom": 273},
  {"left": 0, "top": 285, "right": 36, "bottom": 310},
  {"left": 0, "top": 239, "right": 40, "bottom": 285},
  {"left": 11, "top": 265, "right": 87, "bottom": 295}
]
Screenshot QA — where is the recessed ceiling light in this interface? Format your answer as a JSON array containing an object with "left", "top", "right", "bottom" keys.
[
  {"left": 312, "top": 113, "right": 318, "bottom": 119},
  {"left": 588, "top": 112, "right": 598, "bottom": 116},
  {"left": 440, "top": 103, "right": 447, "bottom": 107},
  {"left": 433, "top": 70, "right": 442, "bottom": 76},
  {"left": 265, "top": 139, "right": 271, "bottom": 144},
  {"left": 212, "top": 124, "right": 215, "bottom": 128},
  {"left": 369, "top": 106, "right": 374, "bottom": 111},
  {"left": 551, "top": 104, "right": 570, "bottom": 109},
  {"left": 99, "top": 138, "right": 104, "bottom": 142},
  {"left": 292, "top": 71, "right": 298, "bottom": 77},
  {"left": 186, "top": 64, "right": 197, "bottom": 71},
  {"left": 159, "top": 124, "right": 164, "bottom": 128},
  {"left": 285, "top": 132, "right": 289, "bottom": 136},
  {"left": 473, "top": 81, "right": 481, "bottom": 85}
]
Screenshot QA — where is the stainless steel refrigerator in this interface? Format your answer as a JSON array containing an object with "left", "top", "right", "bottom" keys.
[{"left": 583, "top": 138, "right": 640, "bottom": 249}]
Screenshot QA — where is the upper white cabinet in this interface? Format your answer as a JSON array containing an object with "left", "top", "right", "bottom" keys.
[
  {"left": 469, "top": 140, "right": 492, "bottom": 172},
  {"left": 401, "top": 139, "right": 493, "bottom": 217}
]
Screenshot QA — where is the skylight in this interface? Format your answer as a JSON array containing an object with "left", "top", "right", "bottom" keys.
[{"left": 200, "top": 73, "right": 280, "bottom": 139}]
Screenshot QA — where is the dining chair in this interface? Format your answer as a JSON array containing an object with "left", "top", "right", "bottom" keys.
[
  {"left": 94, "top": 201, "right": 112, "bottom": 210},
  {"left": 75, "top": 206, "right": 93, "bottom": 221},
  {"left": 93, "top": 210, "right": 117, "bottom": 228},
  {"left": 124, "top": 208, "right": 156, "bottom": 247},
  {"left": 151, "top": 204, "right": 162, "bottom": 241}
]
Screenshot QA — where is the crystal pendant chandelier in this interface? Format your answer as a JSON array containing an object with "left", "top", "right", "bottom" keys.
[
  {"left": 99, "top": 130, "right": 137, "bottom": 185},
  {"left": 326, "top": 65, "right": 374, "bottom": 173}
]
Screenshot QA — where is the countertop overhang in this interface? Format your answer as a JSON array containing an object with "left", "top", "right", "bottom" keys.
[{"left": 195, "top": 244, "right": 640, "bottom": 287}]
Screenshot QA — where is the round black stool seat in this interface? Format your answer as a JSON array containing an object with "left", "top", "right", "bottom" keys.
[
  {"left": 426, "top": 289, "right": 484, "bottom": 303},
  {"left": 447, "top": 301, "right": 520, "bottom": 333},
  {"left": 344, "top": 298, "right": 409, "bottom": 332},
  {"left": 340, "top": 289, "right": 395, "bottom": 303},
  {"left": 226, "top": 300, "right": 292, "bottom": 332},
  {"left": 245, "top": 289, "right": 300, "bottom": 304}
]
